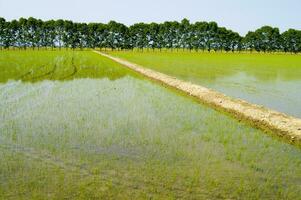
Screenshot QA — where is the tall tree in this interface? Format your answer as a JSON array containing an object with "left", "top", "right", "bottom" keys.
[
  {"left": 282, "top": 29, "right": 301, "bottom": 53},
  {"left": 0, "top": 17, "right": 301, "bottom": 53},
  {"left": 55, "top": 20, "right": 65, "bottom": 49},
  {"left": 130, "top": 23, "right": 149, "bottom": 50},
  {"left": 254, "top": 26, "right": 281, "bottom": 52},
  {"left": 0, "top": 18, "right": 6, "bottom": 49}
]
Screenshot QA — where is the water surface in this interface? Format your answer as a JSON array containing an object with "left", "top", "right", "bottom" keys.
[
  {"left": 110, "top": 51, "right": 301, "bottom": 118},
  {"left": 1, "top": 50, "right": 301, "bottom": 199}
]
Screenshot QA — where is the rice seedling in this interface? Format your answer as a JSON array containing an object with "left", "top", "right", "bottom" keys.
[{"left": 0, "top": 50, "right": 301, "bottom": 199}]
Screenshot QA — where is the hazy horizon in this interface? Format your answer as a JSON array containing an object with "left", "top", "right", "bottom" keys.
[{"left": 0, "top": 0, "right": 300, "bottom": 35}]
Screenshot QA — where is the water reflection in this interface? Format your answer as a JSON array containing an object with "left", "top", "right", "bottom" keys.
[
  {"left": 111, "top": 52, "right": 301, "bottom": 118},
  {"left": 193, "top": 71, "right": 301, "bottom": 118}
]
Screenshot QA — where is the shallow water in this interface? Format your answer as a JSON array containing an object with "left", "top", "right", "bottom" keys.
[
  {"left": 1, "top": 50, "right": 301, "bottom": 199},
  {"left": 110, "top": 51, "right": 301, "bottom": 118}
]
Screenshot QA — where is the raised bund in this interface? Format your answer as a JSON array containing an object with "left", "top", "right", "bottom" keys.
[{"left": 93, "top": 50, "right": 301, "bottom": 144}]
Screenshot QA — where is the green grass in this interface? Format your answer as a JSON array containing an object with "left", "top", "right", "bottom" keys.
[
  {"left": 1, "top": 50, "right": 301, "bottom": 199},
  {"left": 109, "top": 50, "right": 301, "bottom": 118},
  {"left": 0, "top": 49, "right": 138, "bottom": 83}
]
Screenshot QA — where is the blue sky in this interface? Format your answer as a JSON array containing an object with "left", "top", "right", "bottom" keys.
[{"left": 0, "top": 0, "right": 300, "bottom": 35}]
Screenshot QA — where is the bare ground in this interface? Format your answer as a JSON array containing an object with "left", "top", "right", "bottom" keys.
[{"left": 93, "top": 50, "right": 301, "bottom": 144}]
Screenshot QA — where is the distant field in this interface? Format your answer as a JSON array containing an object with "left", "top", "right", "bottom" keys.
[
  {"left": 110, "top": 51, "right": 301, "bottom": 118},
  {"left": 0, "top": 50, "right": 137, "bottom": 82},
  {"left": 1, "top": 50, "right": 301, "bottom": 199}
]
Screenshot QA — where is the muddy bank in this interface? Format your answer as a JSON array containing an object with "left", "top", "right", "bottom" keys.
[{"left": 93, "top": 50, "right": 301, "bottom": 144}]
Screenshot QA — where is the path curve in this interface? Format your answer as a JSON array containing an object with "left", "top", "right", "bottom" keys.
[{"left": 93, "top": 50, "right": 301, "bottom": 144}]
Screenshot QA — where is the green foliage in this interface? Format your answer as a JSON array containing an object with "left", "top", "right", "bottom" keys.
[
  {"left": 282, "top": 29, "right": 301, "bottom": 53},
  {"left": 244, "top": 26, "right": 281, "bottom": 52},
  {"left": 1, "top": 17, "right": 300, "bottom": 52}
]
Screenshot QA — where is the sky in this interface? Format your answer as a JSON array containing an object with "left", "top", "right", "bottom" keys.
[{"left": 0, "top": 0, "right": 300, "bottom": 35}]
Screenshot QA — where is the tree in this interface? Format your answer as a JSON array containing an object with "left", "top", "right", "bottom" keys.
[
  {"left": 26, "top": 17, "right": 41, "bottom": 49},
  {"left": 204, "top": 22, "right": 218, "bottom": 52},
  {"left": 18, "top": 18, "right": 29, "bottom": 49},
  {"left": 180, "top": 19, "right": 192, "bottom": 50},
  {"left": 0, "top": 18, "right": 6, "bottom": 49},
  {"left": 130, "top": 23, "right": 149, "bottom": 50},
  {"left": 230, "top": 32, "right": 242, "bottom": 52},
  {"left": 106, "top": 21, "right": 127, "bottom": 50},
  {"left": 0, "top": 17, "right": 300, "bottom": 53},
  {"left": 148, "top": 23, "right": 160, "bottom": 50},
  {"left": 42, "top": 20, "right": 56, "bottom": 49},
  {"left": 193, "top": 22, "right": 207, "bottom": 51},
  {"left": 8, "top": 20, "right": 19, "bottom": 49},
  {"left": 282, "top": 29, "right": 301, "bottom": 53},
  {"left": 253, "top": 26, "right": 281, "bottom": 52},
  {"left": 97, "top": 23, "right": 108, "bottom": 50},
  {"left": 63, "top": 20, "right": 80, "bottom": 49},
  {"left": 55, "top": 19, "right": 65, "bottom": 49},
  {"left": 78, "top": 23, "right": 88, "bottom": 49},
  {"left": 86, "top": 23, "right": 99, "bottom": 49},
  {"left": 244, "top": 31, "right": 257, "bottom": 52}
]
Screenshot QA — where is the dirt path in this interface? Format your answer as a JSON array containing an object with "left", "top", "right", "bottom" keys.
[{"left": 93, "top": 50, "right": 301, "bottom": 144}]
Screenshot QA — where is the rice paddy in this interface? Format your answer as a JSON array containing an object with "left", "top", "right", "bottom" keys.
[
  {"left": 1, "top": 50, "right": 301, "bottom": 199},
  {"left": 109, "top": 50, "right": 301, "bottom": 118}
]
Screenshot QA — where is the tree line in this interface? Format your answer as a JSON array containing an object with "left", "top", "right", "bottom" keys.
[{"left": 1, "top": 17, "right": 301, "bottom": 53}]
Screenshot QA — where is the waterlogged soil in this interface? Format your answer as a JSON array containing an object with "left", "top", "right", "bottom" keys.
[
  {"left": 96, "top": 51, "right": 301, "bottom": 143},
  {"left": 1, "top": 50, "right": 301, "bottom": 199},
  {"left": 109, "top": 51, "right": 301, "bottom": 118},
  {"left": 0, "top": 50, "right": 136, "bottom": 83}
]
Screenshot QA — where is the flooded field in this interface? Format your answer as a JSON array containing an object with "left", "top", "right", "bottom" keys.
[
  {"left": 1, "top": 50, "right": 301, "bottom": 199},
  {"left": 110, "top": 51, "right": 301, "bottom": 118}
]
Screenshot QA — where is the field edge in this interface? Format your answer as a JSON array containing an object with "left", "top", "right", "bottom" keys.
[{"left": 93, "top": 50, "right": 301, "bottom": 145}]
